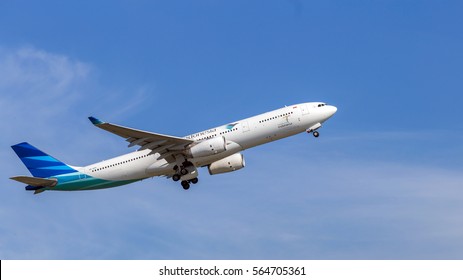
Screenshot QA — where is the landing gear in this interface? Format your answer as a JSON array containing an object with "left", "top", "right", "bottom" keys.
[
  {"left": 173, "top": 160, "right": 199, "bottom": 190},
  {"left": 181, "top": 180, "right": 190, "bottom": 190},
  {"left": 174, "top": 161, "right": 194, "bottom": 176},
  {"left": 307, "top": 123, "right": 322, "bottom": 138},
  {"left": 172, "top": 174, "right": 181, "bottom": 182},
  {"left": 180, "top": 178, "right": 199, "bottom": 190}
]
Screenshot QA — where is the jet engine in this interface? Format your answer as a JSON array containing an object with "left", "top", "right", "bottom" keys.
[
  {"left": 208, "top": 153, "right": 245, "bottom": 175},
  {"left": 186, "top": 136, "right": 227, "bottom": 158}
]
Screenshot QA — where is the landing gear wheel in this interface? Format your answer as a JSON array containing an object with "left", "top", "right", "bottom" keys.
[
  {"left": 190, "top": 178, "right": 199, "bottom": 184},
  {"left": 180, "top": 168, "right": 188, "bottom": 175},
  {"left": 172, "top": 174, "right": 181, "bottom": 182},
  {"left": 181, "top": 180, "right": 190, "bottom": 190},
  {"left": 313, "top": 131, "right": 320, "bottom": 138}
]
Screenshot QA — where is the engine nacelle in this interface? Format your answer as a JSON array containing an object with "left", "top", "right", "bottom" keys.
[
  {"left": 187, "top": 136, "right": 227, "bottom": 158},
  {"left": 208, "top": 153, "right": 245, "bottom": 175}
]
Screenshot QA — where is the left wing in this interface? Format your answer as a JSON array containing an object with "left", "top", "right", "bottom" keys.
[{"left": 88, "top": 117, "right": 194, "bottom": 160}]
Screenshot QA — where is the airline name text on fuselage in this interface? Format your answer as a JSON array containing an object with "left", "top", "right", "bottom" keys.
[{"left": 185, "top": 129, "right": 217, "bottom": 140}]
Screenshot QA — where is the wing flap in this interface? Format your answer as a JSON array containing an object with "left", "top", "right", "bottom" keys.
[{"left": 139, "top": 140, "right": 167, "bottom": 151}]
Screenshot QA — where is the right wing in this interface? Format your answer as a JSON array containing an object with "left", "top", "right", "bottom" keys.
[{"left": 88, "top": 117, "right": 194, "bottom": 161}]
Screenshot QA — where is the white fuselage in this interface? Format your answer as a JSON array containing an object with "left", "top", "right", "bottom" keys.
[{"left": 79, "top": 102, "right": 337, "bottom": 182}]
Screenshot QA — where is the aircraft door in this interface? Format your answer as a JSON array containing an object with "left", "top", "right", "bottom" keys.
[
  {"left": 241, "top": 121, "right": 250, "bottom": 132},
  {"left": 300, "top": 104, "right": 309, "bottom": 115}
]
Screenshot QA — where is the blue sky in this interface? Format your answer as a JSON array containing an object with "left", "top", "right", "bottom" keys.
[{"left": 1, "top": 0, "right": 462, "bottom": 259}]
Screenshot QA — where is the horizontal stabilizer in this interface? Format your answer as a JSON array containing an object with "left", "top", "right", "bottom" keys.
[
  {"left": 25, "top": 185, "right": 47, "bottom": 195},
  {"left": 25, "top": 185, "right": 45, "bottom": 191},
  {"left": 10, "top": 176, "right": 57, "bottom": 187}
]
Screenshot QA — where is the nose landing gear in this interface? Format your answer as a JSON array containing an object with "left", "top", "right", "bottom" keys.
[
  {"left": 306, "top": 123, "right": 322, "bottom": 138},
  {"left": 307, "top": 129, "right": 320, "bottom": 138}
]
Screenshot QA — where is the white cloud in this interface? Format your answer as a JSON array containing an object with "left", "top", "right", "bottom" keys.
[
  {"left": 0, "top": 46, "right": 156, "bottom": 164},
  {"left": 0, "top": 46, "right": 461, "bottom": 259},
  {"left": 0, "top": 47, "right": 89, "bottom": 90},
  {"left": 2, "top": 129, "right": 463, "bottom": 259},
  {"left": 0, "top": 46, "right": 90, "bottom": 123},
  {"left": 0, "top": 46, "right": 159, "bottom": 259},
  {"left": 34, "top": 149, "right": 458, "bottom": 260}
]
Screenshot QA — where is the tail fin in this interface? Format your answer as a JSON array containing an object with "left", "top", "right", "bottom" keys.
[{"left": 11, "top": 142, "right": 77, "bottom": 178}]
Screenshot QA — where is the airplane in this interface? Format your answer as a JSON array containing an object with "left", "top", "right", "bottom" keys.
[{"left": 10, "top": 102, "right": 337, "bottom": 194}]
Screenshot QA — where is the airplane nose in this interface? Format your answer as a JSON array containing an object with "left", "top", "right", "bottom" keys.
[{"left": 328, "top": 105, "right": 337, "bottom": 117}]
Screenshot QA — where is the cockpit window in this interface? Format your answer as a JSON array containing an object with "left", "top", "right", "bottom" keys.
[{"left": 317, "top": 103, "right": 327, "bottom": 107}]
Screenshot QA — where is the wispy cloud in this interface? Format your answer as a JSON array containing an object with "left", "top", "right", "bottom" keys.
[
  {"left": 3, "top": 148, "right": 459, "bottom": 260},
  {"left": 3, "top": 109, "right": 463, "bottom": 259},
  {"left": 0, "top": 46, "right": 156, "bottom": 163},
  {"left": 1, "top": 46, "right": 462, "bottom": 260},
  {"left": 0, "top": 46, "right": 160, "bottom": 259},
  {"left": 0, "top": 46, "right": 90, "bottom": 137}
]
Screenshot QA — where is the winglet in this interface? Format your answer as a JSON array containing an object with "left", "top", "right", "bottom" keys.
[{"left": 88, "top": 116, "right": 104, "bottom": 125}]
